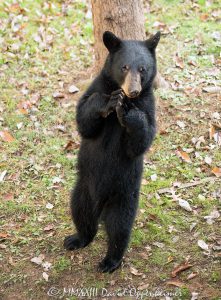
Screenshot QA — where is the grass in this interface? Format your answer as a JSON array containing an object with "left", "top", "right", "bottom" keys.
[{"left": 0, "top": 0, "right": 221, "bottom": 299}]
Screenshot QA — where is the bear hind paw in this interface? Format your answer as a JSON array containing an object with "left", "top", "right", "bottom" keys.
[
  {"left": 98, "top": 257, "right": 122, "bottom": 273},
  {"left": 63, "top": 234, "right": 81, "bottom": 250}
]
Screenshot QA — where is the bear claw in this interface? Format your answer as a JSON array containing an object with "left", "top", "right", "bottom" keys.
[
  {"left": 64, "top": 234, "right": 81, "bottom": 250},
  {"left": 98, "top": 257, "right": 122, "bottom": 273}
]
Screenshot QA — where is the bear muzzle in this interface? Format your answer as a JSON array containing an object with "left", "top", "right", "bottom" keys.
[{"left": 121, "top": 71, "right": 141, "bottom": 99}]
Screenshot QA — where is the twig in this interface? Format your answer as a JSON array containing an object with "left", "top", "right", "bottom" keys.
[{"left": 157, "top": 177, "right": 220, "bottom": 194}]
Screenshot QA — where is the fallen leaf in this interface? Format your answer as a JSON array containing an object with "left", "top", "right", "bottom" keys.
[
  {"left": 159, "top": 129, "right": 168, "bottom": 135},
  {"left": 55, "top": 125, "right": 66, "bottom": 132},
  {"left": 0, "top": 131, "right": 15, "bottom": 142},
  {"left": 42, "top": 272, "right": 49, "bottom": 281},
  {"left": 64, "top": 140, "right": 80, "bottom": 151},
  {"left": 212, "top": 112, "right": 220, "bottom": 120},
  {"left": 212, "top": 167, "right": 221, "bottom": 177},
  {"left": 17, "top": 108, "right": 29, "bottom": 115},
  {"left": 211, "top": 31, "right": 221, "bottom": 40},
  {"left": 200, "top": 13, "right": 209, "bottom": 21},
  {"left": 46, "top": 203, "right": 54, "bottom": 210},
  {"left": 204, "top": 156, "right": 212, "bottom": 165},
  {"left": 187, "top": 272, "right": 198, "bottom": 280},
  {"left": 0, "top": 244, "right": 7, "bottom": 249},
  {"left": 42, "top": 261, "right": 52, "bottom": 271},
  {"left": 31, "top": 254, "right": 45, "bottom": 265},
  {"left": 68, "top": 85, "right": 79, "bottom": 94},
  {"left": 30, "top": 93, "right": 41, "bottom": 104},
  {"left": 190, "top": 222, "right": 197, "bottom": 232},
  {"left": 142, "top": 178, "right": 148, "bottom": 185},
  {"left": 213, "top": 245, "right": 221, "bottom": 251},
  {"left": 152, "top": 242, "right": 165, "bottom": 248},
  {"left": 205, "top": 67, "right": 220, "bottom": 76},
  {"left": 194, "top": 136, "right": 206, "bottom": 149},
  {"left": 204, "top": 209, "right": 220, "bottom": 225},
  {"left": 215, "top": 239, "right": 221, "bottom": 246},
  {"left": 168, "top": 225, "right": 177, "bottom": 233},
  {"left": 0, "top": 233, "right": 9, "bottom": 238},
  {"left": 166, "top": 279, "right": 185, "bottom": 287},
  {"left": 166, "top": 256, "right": 174, "bottom": 264},
  {"left": 150, "top": 174, "right": 157, "bottom": 181},
  {"left": 130, "top": 266, "right": 142, "bottom": 276},
  {"left": 198, "top": 239, "right": 209, "bottom": 251},
  {"left": 3, "top": 193, "right": 14, "bottom": 201},
  {"left": 44, "top": 224, "right": 54, "bottom": 232},
  {"left": 17, "top": 100, "right": 32, "bottom": 109},
  {"left": 175, "top": 54, "right": 184, "bottom": 69},
  {"left": 171, "top": 261, "right": 193, "bottom": 277},
  {"left": 198, "top": 194, "right": 205, "bottom": 201},
  {"left": 203, "top": 86, "right": 221, "bottom": 93},
  {"left": 52, "top": 177, "right": 64, "bottom": 184},
  {"left": 153, "top": 21, "right": 167, "bottom": 29},
  {"left": 214, "top": 132, "right": 221, "bottom": 146},
  {"left": 191, "top": 292, "right": 199, "bottom": 300},
  {"left": 52, "top": 91, "right": 65, "bottom": 99},
  {"left": 172, "top": 236, "right": 179, "bottom": 243},
  {"left": 16, "top": 122, "right": 23, "bottom": 129},
  {"left": 212, "top": 189, "right": 221, "bottom": 201},
  {"left": 178, "top": 199, "right": 192, "bottom": 212},
  {"left": 0, "top": 170, "right": 7, "bottom": 182},
  {"left": 148, "top": 213, "right": 157, "bottom": 221},
  {"left": 176, "top": 150, "right": 192, "bottom": 163},
  {"left": 188, "top": 60, "right": 197, "bottom": 67},
  {"left": 176, "top": 121, "right": 186, "bottom": 129},
  {"left": 7, "top": 3, "right": 22, "bottom": 13}
]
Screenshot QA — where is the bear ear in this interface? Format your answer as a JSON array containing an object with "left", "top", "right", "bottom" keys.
[
  {"left": 145, "top": 31, "right": 161, "bottom": 51},
  {"left": 103, "top": 31, "right": 122, "bottom": 52}
]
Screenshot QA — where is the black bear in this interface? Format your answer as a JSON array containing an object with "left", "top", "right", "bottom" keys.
[{"left": 64, "top": 31, "right": 160, "bottom": 273}]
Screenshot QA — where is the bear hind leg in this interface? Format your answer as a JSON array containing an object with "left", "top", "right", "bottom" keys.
[
  {"left": 64, "top": 183, "right": 99, "bottom": 251},
  {"left": 98, "top": 200, "right": 137, "bottom": 273}
]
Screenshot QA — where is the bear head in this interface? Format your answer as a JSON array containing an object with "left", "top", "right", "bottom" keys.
[{"left": 103, "top": 31, "right": 160, "bottom": 98}]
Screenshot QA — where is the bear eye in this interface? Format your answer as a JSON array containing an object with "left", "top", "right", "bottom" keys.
[
  {"left": 121, "top": 65, "right": 129, "bottom": 72},
  {"left": 139, "top": 67, "right": 145, "bottom": 73}
]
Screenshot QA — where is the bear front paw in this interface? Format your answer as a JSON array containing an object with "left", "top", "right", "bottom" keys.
[
  {"left": 64, "top": 234, "right": 81, "bottom": 250},
  {"left": 109, "top": 89, "right": 125, "bottom": 103},
  {"left": 98, "top": 257, "right": 122, "bottom": 273},
  {"left": 100, "top": 89, "right": 125, "bottom": 118},
  {"left": 116, "top": 101, "right": 128, "bottom": 127}
]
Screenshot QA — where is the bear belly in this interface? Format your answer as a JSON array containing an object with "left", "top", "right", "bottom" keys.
[{"left": 78, "top": 136, "right": 143, "bottom": 199}]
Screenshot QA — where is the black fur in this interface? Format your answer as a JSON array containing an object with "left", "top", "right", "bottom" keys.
[{"left": 64, "top": 31, "right": 160, "bottom": 273}]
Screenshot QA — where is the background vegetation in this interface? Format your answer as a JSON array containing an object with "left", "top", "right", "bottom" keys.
[{"left": 0, "top": 0, "right": 220, "bottom": 299}]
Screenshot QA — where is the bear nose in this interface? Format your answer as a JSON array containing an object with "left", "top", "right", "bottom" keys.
[{"left": 129, "top": 90, "right": 140, "bottom": 98}]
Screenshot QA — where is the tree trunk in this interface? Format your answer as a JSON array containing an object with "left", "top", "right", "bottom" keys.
[
  {"left": 91, "top": 0, "right": 145, "bottom": 69},
  {"left": 91, "top": 0, "right": 169, "bottom": 88}
]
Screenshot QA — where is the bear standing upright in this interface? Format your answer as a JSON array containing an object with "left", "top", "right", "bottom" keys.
[{"left": 64, "top": 31, "right": 160, "bottom": 273}]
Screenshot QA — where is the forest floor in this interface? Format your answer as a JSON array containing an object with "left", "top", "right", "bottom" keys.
[{"left": 0, "top": 0, "right": 221, "bottom": 299}]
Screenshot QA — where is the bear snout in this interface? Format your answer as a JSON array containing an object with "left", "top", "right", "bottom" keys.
[
  {"left": 121, "top": 71, "right": 141, "bottom": 99},
  {"left": 128, "top": 90, "right": 140, "bottom": 98}
]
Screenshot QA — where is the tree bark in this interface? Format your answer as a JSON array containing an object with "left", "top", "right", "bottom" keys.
[
  {"left": 91, "top": 0, "right": 169, "bottom": 88},
  {"left": 91, "top": 0, "right": 145, "bottom": 69}
]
